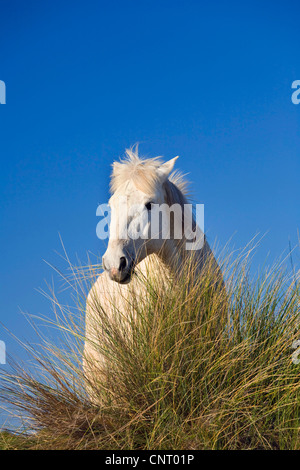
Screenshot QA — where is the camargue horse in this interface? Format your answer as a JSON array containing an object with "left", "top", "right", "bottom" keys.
[{"left": 83, "top": 148, "right": 223, "bottom": 401}]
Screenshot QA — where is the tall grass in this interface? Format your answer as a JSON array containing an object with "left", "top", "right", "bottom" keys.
[{"left": 0, "top": 243, "right": 299, "bottom": 449}]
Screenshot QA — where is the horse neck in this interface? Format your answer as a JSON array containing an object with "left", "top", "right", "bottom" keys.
[
  {"left": 139, "top": 180, "right": 213, "bottom": 279},
  {"left": 159, "top": 236, "right": 211, "bottom": 276},
  {"left": 159, "top": 179, "right": 210, "bottom": 274}
]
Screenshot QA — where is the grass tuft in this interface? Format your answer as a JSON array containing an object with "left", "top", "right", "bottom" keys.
[{"left": 0, "top": 243, "right": 299, "bottom": 449}]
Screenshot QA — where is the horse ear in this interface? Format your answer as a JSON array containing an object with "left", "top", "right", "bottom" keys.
[{"left": 157, "top": 156, "right": 179, "bottom": 181}]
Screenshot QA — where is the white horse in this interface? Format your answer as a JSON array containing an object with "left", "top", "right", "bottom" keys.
[{"left": 83, "top": 148, "right": 222, "bottom": 400}]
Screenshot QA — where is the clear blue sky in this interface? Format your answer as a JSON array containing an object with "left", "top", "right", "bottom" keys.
[{"left": 0, "top": 0, "right": 299, "bottom": 396}]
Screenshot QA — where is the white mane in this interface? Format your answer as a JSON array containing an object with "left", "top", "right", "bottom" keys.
[{"left": 110, "top": 147, "right": 189, "bottom": 199}]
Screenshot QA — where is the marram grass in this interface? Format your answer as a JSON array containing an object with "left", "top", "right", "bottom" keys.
[{"left": 0, "top": 244, "right": 299, "bottom": 450}]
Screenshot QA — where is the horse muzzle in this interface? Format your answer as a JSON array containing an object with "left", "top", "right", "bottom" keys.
[{"left": 103, "top": 256, "right": 135, "bottom": 284}]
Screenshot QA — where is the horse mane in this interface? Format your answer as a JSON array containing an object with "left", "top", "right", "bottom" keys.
[{"left": 110, "top": 147, "right": 190, "bottom": 202}]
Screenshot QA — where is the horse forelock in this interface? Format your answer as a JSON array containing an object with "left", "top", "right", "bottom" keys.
[{"left": 110, "top": 147, "right": 189, "bottom": 199}]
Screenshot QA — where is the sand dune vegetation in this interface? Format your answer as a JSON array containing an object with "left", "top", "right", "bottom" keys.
[{"left": 0, "top": 242, "right": 299, "bottom": 450}]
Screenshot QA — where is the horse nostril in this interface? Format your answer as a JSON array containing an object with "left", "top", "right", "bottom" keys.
[{"left": 119, "top": 257, "right": 127, "bottom": 271}]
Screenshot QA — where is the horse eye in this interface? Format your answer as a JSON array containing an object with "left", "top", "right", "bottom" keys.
[{"left": 145, "top": 202, "right": 153, "bottom": 211}]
